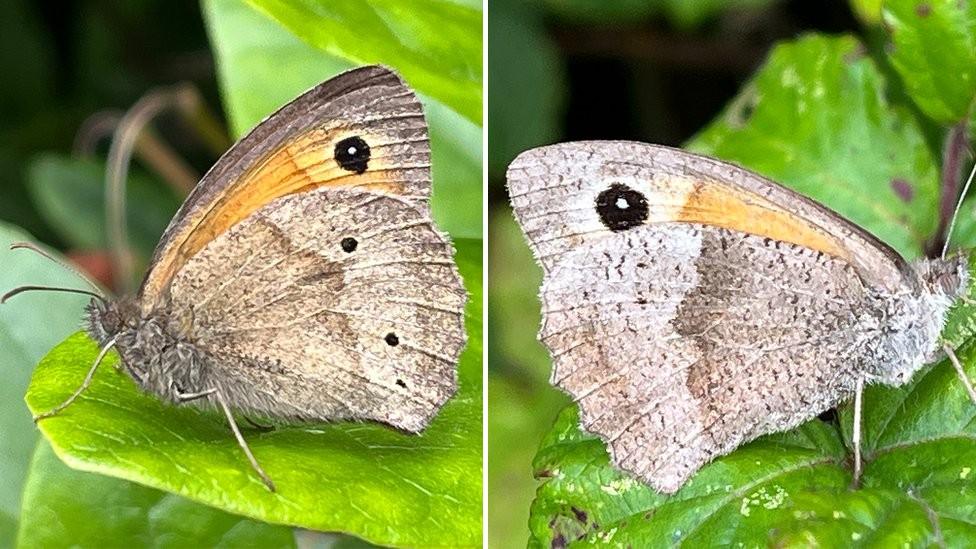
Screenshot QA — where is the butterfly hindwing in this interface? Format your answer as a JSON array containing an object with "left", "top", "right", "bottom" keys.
[
  {"left": 540, "top": 221, "right": 872, "bottom": 492},
  {"left": 165, "top": 186, "right": 466, "bottom": 432}
]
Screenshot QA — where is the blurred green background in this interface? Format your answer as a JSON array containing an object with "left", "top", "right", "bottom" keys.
[
  {"left": 0, "top": 0, "right": 481, "bottom": 547},
  {"left": 487, "top": 0, "right": 975, "bottom": 547}
]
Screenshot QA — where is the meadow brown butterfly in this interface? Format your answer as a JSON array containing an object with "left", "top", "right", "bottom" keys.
[
  {"left": 6, "top": 66, "right": 467, "bottom": 491},
  {"left": 507, "top": 141, "right": 970, "bottom": 494}
]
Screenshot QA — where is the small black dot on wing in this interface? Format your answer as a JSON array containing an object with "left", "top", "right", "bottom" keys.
[{"left": 341, "top": 237, "right": 358, "bottom": 253}]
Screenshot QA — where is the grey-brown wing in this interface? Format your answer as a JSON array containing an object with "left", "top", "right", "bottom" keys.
[
  {"left": 507, "top": 141, "right": 914, "bottom": 293},
  {"left": 541, "top": 223, "right": 872, "bottom": 493},
  {"left": 140, "top": 65, "right": 432, "bottom": 311},
  {"left": 166, "top": 186, "right": 466, "bottom": 432}
]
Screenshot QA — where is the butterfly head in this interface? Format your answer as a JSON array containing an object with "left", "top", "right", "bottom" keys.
[
  {"left": 85, "top": 296, "right": 139, "bottom": 346},
  {"left": 913, "top": 251, "right": 970, "bottom": 305}
]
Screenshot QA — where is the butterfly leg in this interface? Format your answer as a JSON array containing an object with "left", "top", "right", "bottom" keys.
[
  {"left": 174, "top": 387, "right": 277, "bottom": 492},
  {"left": 944, "top": 343, "right": 976, "bottom": 406},
  {"left": 852, "top": 377, "right": 864, "bottom": 489},
  {"left": 244, "top": 416, "right": 275, "bottom": 432},
  {"left": 34, "top": 335, "right": 119, "bottom": 422}
]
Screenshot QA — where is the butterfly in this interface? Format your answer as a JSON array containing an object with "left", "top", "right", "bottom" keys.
[
  {"left": 6, "top": 65, "right": 467, "bottom": 491},
  {"left": 507, "top": 140, "right": 970, "bottom": 494}
]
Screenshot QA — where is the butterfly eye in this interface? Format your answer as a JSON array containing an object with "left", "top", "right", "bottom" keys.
[
  {"left": 595, "top": 183, "right": 649, "bottom": 232},
  {"left": 385, "top": 332, "right": 400, "bottom": 346},
  {"left": 334, "top": 136, "right": 371, "bottom": 174}
]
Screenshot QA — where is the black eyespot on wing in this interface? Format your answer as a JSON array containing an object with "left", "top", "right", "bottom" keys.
[
  {"left": 396, "top": 379, "right": 407, "bottom": 388},
  {"left": 595, "top": 183, "right": 649, "bottom": 232},
  {"left": 385, "top": 333, "right": 399, "bottom": 346},
  {"left": 334, "top": 136, "right": 370, "bottom": 174},
  {"left": 341, "top": 237, "right": 358, "bottom": 253}
]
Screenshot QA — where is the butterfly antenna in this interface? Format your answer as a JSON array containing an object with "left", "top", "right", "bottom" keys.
[
  {"left": 942, "top": 158, "right": 976, "bottom": 260},
  {"left": 2, "top": 242, "right": 107, "bottom": 304}
]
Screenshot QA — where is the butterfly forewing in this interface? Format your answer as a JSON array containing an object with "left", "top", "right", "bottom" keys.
[
  {"left": 508, "top": 141, "right": 913, "bottom": 291},
  {"left": 141, "top": 66, "right": 433, "bottom": 311}
]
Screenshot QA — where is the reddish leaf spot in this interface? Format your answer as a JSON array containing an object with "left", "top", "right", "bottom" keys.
[
  {"left": 66, "top": 250, "right": 115, "bottom": 289},
  {"left": 916, "top": 3, "right": 931, "bottom": 16},
  {"left": 571, "top": 507, "right": 588, "bottom": 524},
  {"left": 891, "top": 178, "right": 914, "bottom": 202}
]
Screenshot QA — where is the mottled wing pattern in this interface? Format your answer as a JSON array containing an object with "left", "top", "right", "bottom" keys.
[
  {"left": 140, "top": 65, "right": 432, "bottom": 312},
  {"left": 507, "top": 142, "right": 906, "bottom": 492},
  {"left": 540, "top": 224, "right": 873, "bottom": 492},
  {"left": 508, "top": 141, "right": 912, "bottom": 291},
  {"left": 167, "top": 187, "right": 465, "bottom": 432}
]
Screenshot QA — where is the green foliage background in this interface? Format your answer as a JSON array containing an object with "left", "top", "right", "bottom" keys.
[
  {"left": 0, "top": 0, "right": 481, "bottom": 547},
  {"left": 488, "top": 0, "right": 976, "bottom": 547}
]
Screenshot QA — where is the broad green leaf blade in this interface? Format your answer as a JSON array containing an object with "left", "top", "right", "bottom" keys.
[
  {"left": 691, "top": 34, "right": 940, "bottom": 259},
  {"left": 26, "top": 153, "right": 181, "bottom": 263},
  {"left": 882, "top": 0, "right": 976, "bottom": 124},
  {"left": 851, "top": 0, "right": 883, "bottom": 25},
  {"left": 203, "top": 0, "right": 482, "bottom": 240},
  {"left": 16, "top": 441, "right": 294, "bottom": 548},
  {"left": 530, "top": 34, "right": 976, "bottom": 546},
  {"left": 0, "top": 223, "right": 93, "bottom": 546},
  {"left": 529, "top": 409, "right": 853, "bottom": 546},
  {"left": 26, "top": 240, "right": 482, "bottom": 548},
  {"left": 244, "top": 0, "right": 482, "bottom": 124}
]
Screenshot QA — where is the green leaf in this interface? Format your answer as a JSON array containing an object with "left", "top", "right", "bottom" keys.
[
  {"left": 691, "top": 34, "right": 940, "bottom": 259},
  {"left": 529, "top": 34, "right": 976, "bottom": 546},
  {"left": 243, "top": 0, "right": 482, "bottom": 124},
  {"left": 26, "top": 153, "right": 182, "bottom": 262},
  {"left": 25, "top": 239, "right": 482, "bottom": 548},
  {"left": 203, "top": 0, "right": 482, "bottom": 240},
  {"left": 882, "top": 0, "right": 976, "bottom": 123},
  {"left": 0, "top": 223, "right": 93, "bottom": 546},
  {"left": 16, "top": 440, "right": 295, "bottom": 548},
  {"left": 487, "top": 0, "right": 564, "bottom": 181},
  {"left": 851, "top": 0, "right": 884, "bottom": 25}
]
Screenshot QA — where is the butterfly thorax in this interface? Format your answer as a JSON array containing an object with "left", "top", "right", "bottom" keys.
[
  {"left": 85, "top": 297, "right": 210, "bottom": 403},
  {"left": 862, "top": 252, "right": 969, "bottom": 386}
]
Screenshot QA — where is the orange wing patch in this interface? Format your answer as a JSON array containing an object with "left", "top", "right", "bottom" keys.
[
  {"left": 140, "top": 129, "right": 411, "bottom": 310},
  {"left": 642, "top": 175, "right": 851, "bottom": 261}
]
